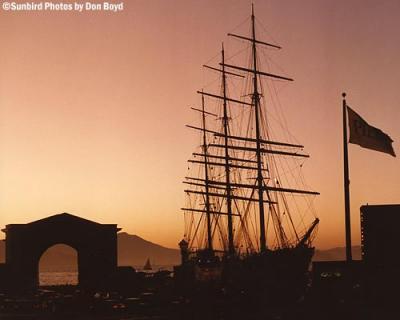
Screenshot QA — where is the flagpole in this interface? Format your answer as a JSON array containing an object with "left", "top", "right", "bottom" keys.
[{"left": 342, "top": 92, "right": 352, "bottom": 262}]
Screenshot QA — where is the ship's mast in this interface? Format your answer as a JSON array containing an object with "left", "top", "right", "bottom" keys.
[
  {"left": 201, "top": 92, "right": 213, "bottom": 251},
  {"left": 221, "top": 5, "right": 316, "bottom": 251},
  {"left": 184, "top": 4, "right": 320, "bottom": 255},
  {"left": 183, "top": 97, "right": 218, "bottom": 251},
  {"left": 221, "top": 44, "right": 235, "bottom": 255},
  {"left": 250, "top": 4, "right": 267, "bottom": 252}
]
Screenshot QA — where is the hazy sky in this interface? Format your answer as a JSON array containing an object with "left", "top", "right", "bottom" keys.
[{"left": 0, "top": 0, "right": 399, "bottom": 250}]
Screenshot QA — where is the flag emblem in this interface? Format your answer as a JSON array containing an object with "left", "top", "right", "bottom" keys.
[{"left": 347, "top": 106, "right": 396, "bottom": 157}]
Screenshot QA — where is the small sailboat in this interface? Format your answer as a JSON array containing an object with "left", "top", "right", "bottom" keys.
[{"left": 143, "top": 258, "right": 152, "bottom": 271}]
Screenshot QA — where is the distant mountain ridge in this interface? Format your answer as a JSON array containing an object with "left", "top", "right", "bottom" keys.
[
  {"left": 117, "top": 232, "right": 180, "bottom": 267},
  {"left": 0, "top": 234, "right": 361, "bottom": 271},
  {"left": 313, "top": 245, "right": 361, "bottom": 261}
]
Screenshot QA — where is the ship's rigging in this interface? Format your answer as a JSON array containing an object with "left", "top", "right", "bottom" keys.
[{"left": 182, "top": 5, "right": 319, "bottom": 258}]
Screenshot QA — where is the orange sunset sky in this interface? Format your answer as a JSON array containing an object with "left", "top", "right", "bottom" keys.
[{"left": 0, "top": 0, "right": 399, "bottom": 250}]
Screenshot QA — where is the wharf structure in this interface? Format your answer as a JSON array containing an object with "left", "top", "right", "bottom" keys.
[{"left": 312, "top": 204, "right": 400, "bottom": 307}]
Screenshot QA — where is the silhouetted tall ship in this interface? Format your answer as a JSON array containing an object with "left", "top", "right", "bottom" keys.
[{"left": 175, "top": 5, "right": 320, "bottom": 303}]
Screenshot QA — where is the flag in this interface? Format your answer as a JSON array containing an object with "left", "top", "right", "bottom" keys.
[{"left": 347, "top": 106, "right": 396, "bottom": 157}]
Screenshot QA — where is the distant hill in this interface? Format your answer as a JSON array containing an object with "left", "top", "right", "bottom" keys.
[
  {"left": 0, "top": 236, "right": 361, "bottom": 271},
  {"left": 313, "top": 245, "right": 362, "bottom": 261},
  {"left": 117, "top": 232, "right": 180, "bottom": 267}
]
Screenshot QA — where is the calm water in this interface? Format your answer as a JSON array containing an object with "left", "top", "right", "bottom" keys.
[
  {"left": 40, "top": 271, "right": 78, "bottom": 286},
  {"left": 39, "top": 266, "right": 173, "bottom": 286}
]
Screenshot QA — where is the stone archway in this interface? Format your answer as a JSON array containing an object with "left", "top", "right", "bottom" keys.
[{"left": 2, "top": 213, "right": 120, "bottom": 291}]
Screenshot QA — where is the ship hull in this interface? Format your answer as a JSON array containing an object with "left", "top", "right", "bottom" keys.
[{"left": 174, "top": 246, "right": 314, "bottom": 305}]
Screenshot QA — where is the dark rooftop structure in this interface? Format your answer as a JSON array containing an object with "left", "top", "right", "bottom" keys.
[
  {"left": 360, "top": 204, "right": 400, "bottom": 305},
  {"left": 361, "top": 204, "right": 400, "bottom": 267}
]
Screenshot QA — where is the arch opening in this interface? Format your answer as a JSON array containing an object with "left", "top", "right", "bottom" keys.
[{"left": 38, "top": 244, "right": 78, "bottom": 286}]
